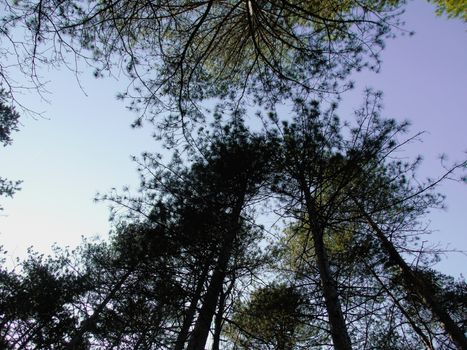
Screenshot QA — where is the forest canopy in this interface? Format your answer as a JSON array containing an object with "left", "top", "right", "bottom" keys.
[
  {"left": 1, "top": 96, "right": 466, "bottom": 349},
  {"left": 1, "top": 0, "right": 404, "bottom": 124},
  {"left": 0, "top": 1, "right": 466, "bottom": 350}
]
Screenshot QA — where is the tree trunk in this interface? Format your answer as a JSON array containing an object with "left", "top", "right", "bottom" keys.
[
  {"left": 360, "top": 207, "right": 467, "bottom": 350},
  {"left": 212, "top": 276, "right": 235, "bottom": 350},
  {"left": 186, "top": 194, "right": 245, "bottom": 350},
  {"left": 65, "top": 270, "right": 132, "bottom": 350},
  {"left": 185, "top": 236, "right": 234, "bottom": 350},
  {"left": 211, "top": 284, "right": 227, "bottom": 350},
  {"left": 300, "top": 176, "right": 353, "bottom": 350},
  {"left": 311, "top": 226, "right": 354, "bottom": 350},
  {"left": 174, "top": 260, "right": 211, "bottom": 350}
]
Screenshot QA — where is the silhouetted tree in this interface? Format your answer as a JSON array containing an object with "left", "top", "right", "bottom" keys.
[
  {"left": 0, "top": 247, "right": 91, "bottom": 348},
  {"left": 0, "top": 92, "right": 21, "bottom": 211},
  {"left": 262, "top": 92, "right": 466, "bottom": 349},
  {"left": 225, "top": 283, "right": 309, "bottom": 350},
  {"left": 0, "top": 117, "right": 275, "bottom": 349},
  {"left": 1, "top": 98, "right": 465, "bottom": 349}
]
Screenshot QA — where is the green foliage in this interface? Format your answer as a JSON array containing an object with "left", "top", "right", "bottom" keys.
[
  {"left": 428, "top": 0, "right": 467, "bottom": 21},
  {"left": 226, "top": 284, "right": 309, "bottom": 350}
]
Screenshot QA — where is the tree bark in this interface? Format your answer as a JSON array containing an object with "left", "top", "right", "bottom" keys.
[
  {"left": 311, "top": 226, "right": 354, "bottom": 350},
  {"left": 211, "top": 284, "right": 227, "bottom": 350}
]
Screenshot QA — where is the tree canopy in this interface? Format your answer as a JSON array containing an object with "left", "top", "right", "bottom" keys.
[
  {"left": 0, "top": 1, "right": 466, "bottom": 350},
  {"left": 1, "top": 0, "right": 405, "bottom": 124},
  {"left": 1, "top": 99, "right": 465, "bottom": 349}
]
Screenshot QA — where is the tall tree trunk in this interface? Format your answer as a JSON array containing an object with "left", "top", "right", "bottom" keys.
[
  {"left": 311, "top": 226, "right": 354, "bottom": 350},
  {"left": 301, "top": 177, "right": 353, "bottom": 350},
  {"left": 186, "top": 194, "right": 245, "bottom": 350},
  {"left": 174, "top": 260, "right": 211, "bottom": 350},
  {"left": 212, "top": 276, "right": 234, "bottom": 350},
  {"left": 211, "top": 284, "right": 227, "bottom": 350},
  {"left": 360, "top": 206, "right": 467, "bottom": 350}
]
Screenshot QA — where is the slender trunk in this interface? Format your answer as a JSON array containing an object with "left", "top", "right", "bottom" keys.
[
  {"left": 300, "top": 176, "right": 353, "bottom": 350},
  {"left": 211, "top": 284, "right": 227, "bottom": 350},
  {"left": 186, "top": 194, "right": 245, "bottom": 350},
  {"left": 360, "top": 207, "right": 467, "bottom": 350},
  {"left": 65, "top": 270, "right": 132, "bottom": 350},
  {"left": 367, "top": 263, "right": 435, "bottom": 349},
  {"left": 185, "top": 236, "right": 234, "bottom": 350},
  {"left": 174, "top": 260, "right": 211, "bottom": 350},
  {"left": 212, "top": 276, "right": 234, "bottom": 350},
  {"left": 311, "top": 226, "right": 354, "bottom": 350}
]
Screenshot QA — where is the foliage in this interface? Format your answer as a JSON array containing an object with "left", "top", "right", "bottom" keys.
[
  {"left": 0, "top": 90, "right": 21, "bottom": 211},
  {"left": 226, "top": 284, "right": 309, "bottom": 350},
  {"left": 428, "top": 0, "right": 467, "bottom": 21},
  {"left": 1, "top": 0, "right": 405, "bottom": 128},
  {"left": 0, "top": 247, "right": 91, "bottom": 348},
  {"left": 0, "top": 1, "right": 466, "bottom": 348},
  {"left": 0, "top": 91, "right": 19, "bottom": 147}
]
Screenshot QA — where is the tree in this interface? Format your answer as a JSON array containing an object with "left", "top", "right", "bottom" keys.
[
  {"left": 262, "top": 92, "right": 466, "bottom": 349},
  {"left": 1, "top": 0, "right": 404, "bottom": 128},
  {"left": 225, "top": 283, "right": 308, "bottom": 350},
  {"left": 165, "top": 119, "right": 275, "bottom": 350},
  {"left": 0, "top": 247, "right": 91, "bottom": 348},
  {"left": 265, "top": 100, "right": 358, "bottom": 350},
  {"left": 1, "top": 116, "right": 276, "bottom": 349},
  {"left": 0, "top": 218, "right": 189, "bottom": 349},
  {"left": 1, "top": 98, "right": 465, "bottom": 349},
  {"left": 0, "top": 91, "right": 21, "bottom": 211}
]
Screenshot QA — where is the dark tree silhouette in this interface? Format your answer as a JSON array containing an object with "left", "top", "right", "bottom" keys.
[
  {"left": 0, "top": 91, "right": 21, "bottom": 211},
  {"left": 262, "top": 92, "right": 466, "bottom": 349},
  {"left": 225, "top": 283, "right": 309, "bottom": 350},
  {"left": 1, "top": 99, "right": 465, "bottom": 349}
]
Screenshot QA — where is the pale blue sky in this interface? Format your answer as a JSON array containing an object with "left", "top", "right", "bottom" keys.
[{"left": 0, "top": 1, "right": 466, "bottom": 276}]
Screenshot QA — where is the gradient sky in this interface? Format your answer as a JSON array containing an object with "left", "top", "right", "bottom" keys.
[{"left": 1, "top": 1, "right": 466, "bottom": 276}]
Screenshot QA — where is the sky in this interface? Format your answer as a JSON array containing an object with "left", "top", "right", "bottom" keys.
[{"left": 0, "top": 1, "right": 466, "bottom": 276}]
